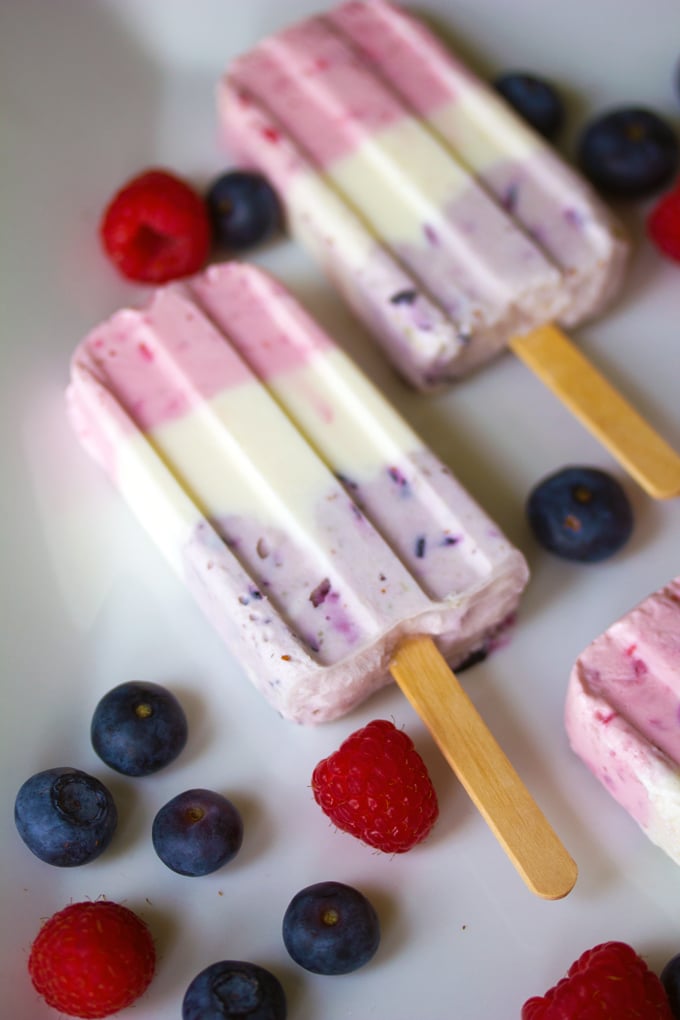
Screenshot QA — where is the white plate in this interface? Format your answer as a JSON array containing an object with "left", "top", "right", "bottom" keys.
[{"left": 2, "top": 1, "right": 680, "bottom": 1017}]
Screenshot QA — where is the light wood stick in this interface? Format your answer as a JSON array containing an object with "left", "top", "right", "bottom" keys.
[
  {"left": 390, "top": 635, "right": 577, "bottom": 900},
  {"left": 509, "top": 324, "right": 680, "bottom": 501}
]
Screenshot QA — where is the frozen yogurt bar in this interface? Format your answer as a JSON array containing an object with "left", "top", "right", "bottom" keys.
[
  {"left": 219, "top": 0, "right": 626, "bottom": 385},
  {"left": 68, "top": 263, "right": 528, "bottom": 725},
  {"left": 219, "top": 0, "right": 680, "bottom": 500}
]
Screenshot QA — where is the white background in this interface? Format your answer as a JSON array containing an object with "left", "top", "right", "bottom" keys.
[{"left": 2, "top": 1, "right": 680, "bottom": 1017}]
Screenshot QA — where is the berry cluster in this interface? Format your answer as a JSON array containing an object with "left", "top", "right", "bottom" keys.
[
  {"left": 99, "top": 167, "right": 281, "bottom": 284},
  {"left": 18, "top": 687, "right": 438, "bottom": 1015},
  {"left": 15, "top": 681, "right": 243, "bottom": 880},
  {"left": 29, "top": 878, "right": 384, "bottom": 1019},
  {"left": 15, "top": 680, "right": 247, "bottom": 1017}
]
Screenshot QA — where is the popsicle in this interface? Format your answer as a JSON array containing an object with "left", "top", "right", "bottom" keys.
[
  {"left": 565, "top": 576, "right": 680, "bottom": 864},
  {"left": 218, "top": 0, "right": 680, "bottom": 500},
  {"left": 68, "top": 262, "right": 576, "bottom": 898}
]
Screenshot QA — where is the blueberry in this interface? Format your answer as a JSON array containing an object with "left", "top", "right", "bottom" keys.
[
  {"left": 526, "top": 466, "right": 633, "bottom": 563},
  {"left": 14, "top": 767, "right": 117, "bottom": 866},
  {"left": 91, "top": 680, "right": 188, "bottom": 777},
  {"left": 152, "top": 788, "right": 243, "bottom": 876},
  {"left": 206, "top": 170, "right": 281, "bottom": 251},
  {"left": 661, "top": 953, "right": 680, "bottom": 1019},
  {"left": 493, "top": 72, "right": 565, "bottom": 139},
  {"left": 182, "top": 960, "right": 287, "bottom": 1020},
  {"left": 282, "top": 880, "right": 380, "bottom": 975},
  {"left": 577, "top": 107, "right": 679, "bottom": 198}
]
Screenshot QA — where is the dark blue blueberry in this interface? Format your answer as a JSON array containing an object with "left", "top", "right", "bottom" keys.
[
  {"left": 14, "top": 767, "right": 117, "bottom": 866},
  {"left": 282, "top": 880, "right": 380, "bottom": 975},
  {"left": 91, "top": 680, "right": 188, "bottom": 777},
  {"left": 152, "top": 788, "right": 243, "bottom": 876},
  {"left": 182, "top": 960, "right": 287, "bottom": 1020},
  {"left": 526, "top": 466, "right": 633, "bottom": 562},
  {"left": 660, "top": 953, "right": 680, "bottom": 1019},
  {"left": 577, "top": 107, "right": 679, "bottom": 197},
  {"left": 206, "top": 170, "right": 281, "bottom": 250},
  {"left": 493, "top": 72, "right": 565, "bottom": 139}
]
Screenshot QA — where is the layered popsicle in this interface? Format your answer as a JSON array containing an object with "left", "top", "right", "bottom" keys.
[
  {"left": 68, "top": 263, "right": 576, "bottom": 898},
  {"left": 218, "top": 0, "right": 680, "bottom": 500},
  {"left": 68, "top": 262, "right": 527, "bottom": 724},
  {"left": 565, "top": 577, "right": 680, "bottom": 864}
]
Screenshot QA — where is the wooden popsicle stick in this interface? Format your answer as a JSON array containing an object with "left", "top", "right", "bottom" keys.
[
  {"left": 509, "top": 324, "right": 680, "bottom": 501},
  {"left": 389, "top": 636, "right": 577, "bottom": 900}
]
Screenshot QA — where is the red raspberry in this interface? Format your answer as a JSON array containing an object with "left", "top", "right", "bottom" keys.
[
  {"left": 311, "top": 719, "right": 439, "bottom": 853},
  {"left": 28, "top": 900, "right": 156, "bottom": 1018},
  {"left": 522, "top": 941, "right": 673, "bottom": 1019},
  {"left": 648, "top": 183, "right": 680, "bottom": 261},
  {"left": 99, "top": 168, "right": 211, "bottom": 283}
]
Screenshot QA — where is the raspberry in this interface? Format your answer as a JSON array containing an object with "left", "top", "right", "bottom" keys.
[
  {"left": 28, "top": 900, "right": 156, "bottom": 1018},
  {"left": 99, "top": 168, "right": 211, "bottom": 283},
  {"left": 648, "top": 184, "right": 680, "bottom": 261},
  {"left": 522, "top": 941, "right": 673, "bottom": 1019},
  {"left": 311, "top": 719, "right": 439, "bottom": 853}
]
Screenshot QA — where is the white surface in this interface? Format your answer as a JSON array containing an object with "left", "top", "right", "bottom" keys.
[{"left": 1, "top": 1, "right": 680, "bottom": 1017}]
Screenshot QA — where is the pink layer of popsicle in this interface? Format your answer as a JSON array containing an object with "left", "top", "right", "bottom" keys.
[
  {"left": 227, "top": 0, "right": 543, "bottom": 175},
  {"left": 566, "top": 578, "right": 680, "bottom": 834},
  {"left": 328, "top": 0, "right": 475, "bottom": 113},
  {"left": 571, "top": 579, "right": 680, "bottom": 764},
  {"left": 230, "top": 20, "right": 405, "bottom": 167},
  {"left": 566, "top": 683, "right": 664, "bottom": 830},
  {"left": 73, "top": 265, "right": 333, "bottom": 434}
]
